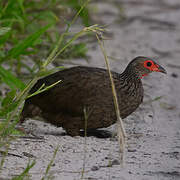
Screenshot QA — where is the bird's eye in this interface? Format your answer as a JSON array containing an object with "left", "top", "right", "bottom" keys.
[
  {"left": 146, "top": 61, "right": 152, "bottom": 67},
  {"left": 143, "top": 60, "right": 154, "bottom": 70}
]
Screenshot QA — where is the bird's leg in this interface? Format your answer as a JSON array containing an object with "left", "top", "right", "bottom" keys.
[
  {"left": 20, "top": 104, "right": 41, "bottom": 123},
  {"left": 62, "top": 117, "right": 81, "bottom": 136},
  {"left": 41, "top": 112, "right": 81, "bottom": 136},
  {"left": 65, "top": 127, "right": 81, "bottom": 136}
]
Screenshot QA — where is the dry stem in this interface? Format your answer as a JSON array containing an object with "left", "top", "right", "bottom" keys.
[{"left": 96, "top": 34, "right": 126, "bottom": 165}]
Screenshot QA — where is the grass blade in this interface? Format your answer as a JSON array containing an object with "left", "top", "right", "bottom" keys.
[
  {"left": 7, "top": 23, "right": 53, "bottom": 59},
  {"left": 41, "top": 146, "right": 59, "bottom": 180},
  {"left": 12, "top": 160, "right": 36, "bottom": 180},
  {"left": 96, "top": 34, "right": 126, "bottom": 165},
  {"left": 0, "top": 27, "right": 11, "bottom": 36},
  {"left": 0, "top": 66, "right": 25, "bottom": 90}
]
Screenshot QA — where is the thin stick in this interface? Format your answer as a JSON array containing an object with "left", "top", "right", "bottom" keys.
[
  {"left": 96, "top": 34, "right": 126, "bottom": 164},
  {"left": 81, "top": 107, "right": 88, "bottom": 179}
]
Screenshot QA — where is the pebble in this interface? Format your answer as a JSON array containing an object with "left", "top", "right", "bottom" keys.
[
  {"left": 171, "top": 73, "right": 178, "bottom": 78},
  {"left": 91, "top": 166, "right": 99, "bottom": 171}
]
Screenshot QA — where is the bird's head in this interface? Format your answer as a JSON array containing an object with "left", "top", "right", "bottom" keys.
[{"left": 127, "top": 56, "right": 167, "bottom": 79}]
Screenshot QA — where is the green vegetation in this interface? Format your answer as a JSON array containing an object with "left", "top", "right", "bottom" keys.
[
  {"left": 0, "top": 0, "right": 94, "bottom": 178},
  {"left": 0, "top": 0, "right": 90, "bottom": 74}
]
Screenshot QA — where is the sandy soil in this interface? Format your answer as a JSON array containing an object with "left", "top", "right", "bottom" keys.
[{"left": 1, "top": 0, "right": 180, "bottom": 179}]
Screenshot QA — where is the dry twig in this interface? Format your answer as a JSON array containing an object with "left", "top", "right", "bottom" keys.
[{"left": 96, "top": 33, "right": 126, "bottom": 165}]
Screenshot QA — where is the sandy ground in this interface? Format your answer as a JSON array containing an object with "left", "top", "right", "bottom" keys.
[{"left": 1, "top": 0, "right": 180, "bottom": 179}]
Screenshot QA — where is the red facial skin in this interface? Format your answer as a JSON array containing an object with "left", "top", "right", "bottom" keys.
[
  {"left": 138, "top": 60, "right": 161, "bottom": 79},
  {"left": 140, "top": 73, "right": 148, "bottom": 79},
  {"left": 143, "top": 60, "right": 160, "bottom": 72},
  {"left": 136, "top": 60, "right": 166, "bottom": 80}
]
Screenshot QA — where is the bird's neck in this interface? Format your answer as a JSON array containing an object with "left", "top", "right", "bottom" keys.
[
  {"left": 121, "top": 64, "right": 148, "bottom": 81},
  {"left": 121, "top": 65, "right": 140, "bottom": 82},
  {"left": 115, "top": 66, "right": 144, "bottom": 98}
]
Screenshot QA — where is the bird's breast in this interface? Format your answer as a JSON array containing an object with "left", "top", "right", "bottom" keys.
[{"left": 115, "top": 79, "right": 144, "bottom": 118}]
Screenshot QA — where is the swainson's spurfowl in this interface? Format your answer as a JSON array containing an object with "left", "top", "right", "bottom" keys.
[{"left": 20, "top": 56, "right": 166, "bottom": 136}]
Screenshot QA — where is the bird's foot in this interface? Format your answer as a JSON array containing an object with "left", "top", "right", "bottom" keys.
[{"left": 81, "top": 129, "right": 113, "bottom": 138}]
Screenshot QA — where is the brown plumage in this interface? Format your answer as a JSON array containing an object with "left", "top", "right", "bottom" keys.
[{"left": 20, "top": 56, "right": 166, "bottom": 136}]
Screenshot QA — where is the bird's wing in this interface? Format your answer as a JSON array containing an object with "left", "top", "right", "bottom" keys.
[{"left": 28, "top": 66, "right": 111, "bottom": 116}]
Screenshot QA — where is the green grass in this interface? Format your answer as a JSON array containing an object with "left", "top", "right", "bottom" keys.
[
  {"left": 0, "top": 0, "right": 92, "bottom": 178},
  {"left": 11, "top": 161, "right": 36, "bottom": 180},
  {"left": 0, "top": 0, "right": 92, "bottom": 137},
  {"left": 0, "top": 0, "right": 91, "bottom": 74},
  {"left": 0, "top": 0, "right": 108, "bottom": 179}
]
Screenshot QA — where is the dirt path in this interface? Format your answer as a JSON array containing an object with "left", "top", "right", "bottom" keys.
[{"left": 1, "top": 0, "right": 180, "bottom": 179}]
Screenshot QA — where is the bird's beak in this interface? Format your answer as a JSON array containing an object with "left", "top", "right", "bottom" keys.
[
  {"left": 152, "top": 63, "right": 167, "bottom": 74},
  {"left": 158, "top": 65, "right": 167, "bottom": 74}
]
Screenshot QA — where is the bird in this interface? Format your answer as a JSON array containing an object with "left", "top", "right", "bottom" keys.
[{"left": 20, "top": 56, "right": 166, "bottom": 136}]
